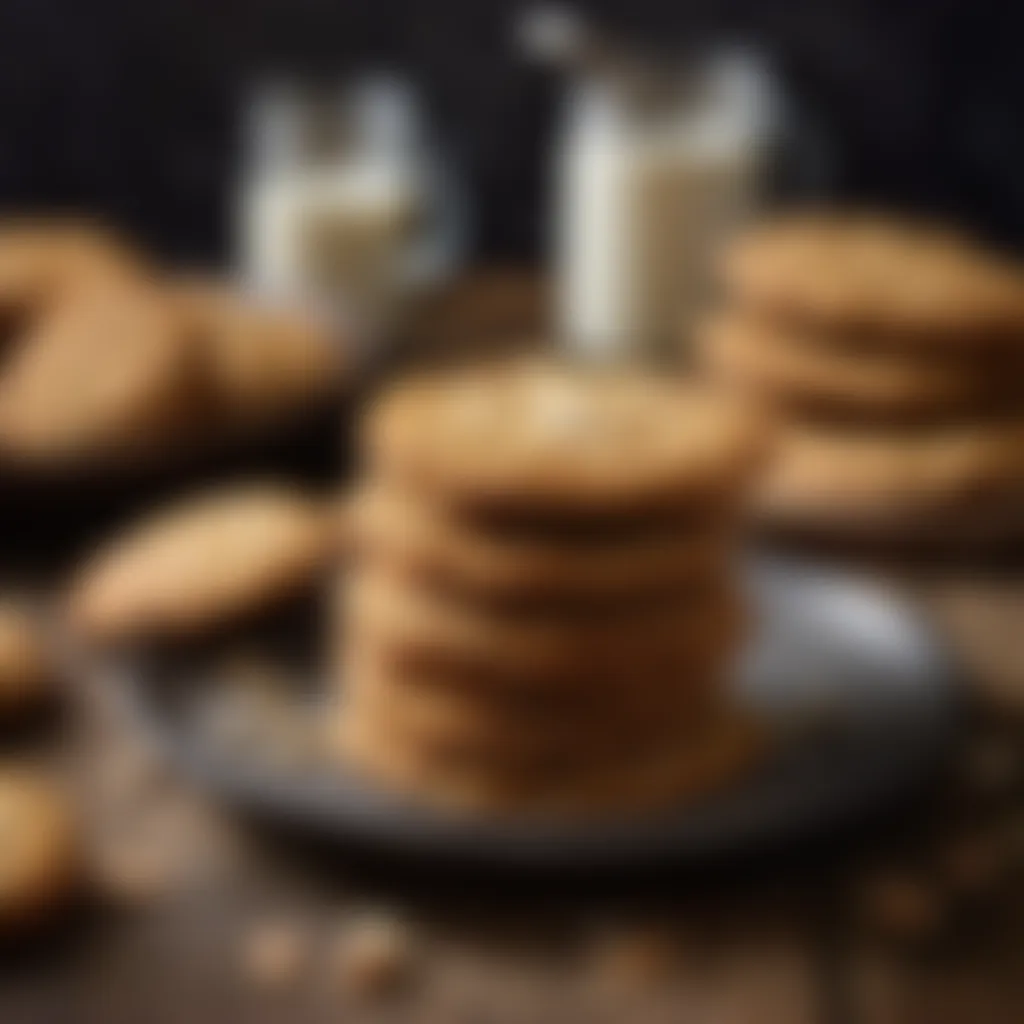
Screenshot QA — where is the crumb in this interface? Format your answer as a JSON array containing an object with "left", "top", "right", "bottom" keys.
[
  {"left": 588, "top": 923, "right": 681, "bottom": 990},
  {"left": 92, "top": 842, "right": 174, "bottom": 906},
  {"left": 241, "top": 919, "right": 309, "bottom": 990},
  {"left": 856, "top": 872, "right": 945, "bottom": 940},
  {"left": 937, "top": 834, "right": 1007, "bottom": 895},
  {"left": 329, "top": 912, "right": 416, "bottom": 999}
]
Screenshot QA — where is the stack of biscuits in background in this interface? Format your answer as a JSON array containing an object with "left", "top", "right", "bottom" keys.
[
  {"left": 0, "top": 220, "right": 344, "bottom": 479},
  {"left": 337, "top": 360, "right": 765, "bottom": 817},
  {"left": 699, "top": 213, "right": 1024, "bottom": 543}
]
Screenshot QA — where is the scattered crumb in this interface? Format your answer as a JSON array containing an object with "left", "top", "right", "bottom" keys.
[
  {"left": 856, "top": 872, "right": 945, "bottom": 941},
  {"left": 588, "top": 923, "right": 681, "bottom": 991},
  {"left": 961, "top": 737, "right": 1020, "bottom": 796},
  {"left": 241, "top": 919, "right": 309, "bottom": 991},
  {"left": 329, "top": 911, "right": 416, "bottom": 999},
  {"left": 937, "top": 834, "right": 1007, "bottom": 896},
  {"left": 92, "top": 842, "right": 174, "bottom": 906}
]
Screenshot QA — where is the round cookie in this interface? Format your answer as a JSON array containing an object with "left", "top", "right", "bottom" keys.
[
  {"left": 341, "top": 655, "right": 726, "bottom": 771},
  {"left": 0, "top": 770, "right": 79, "bottom": 927},
  {"left": 342, "top": 569, "right": 744, "bottom": 688},
  {"left": 349, "top": 484, "right": 735, "bottom": 603},
  {"left": 759, "top": 419, "right": 1024, "bottom": 528},
  {"left": 0, "top": 282, "right": 200, "bottom": 469},
  {"left": 364, "top": 360, "right": 766, "bottom": 518},
  {"left": 68, "top": 483, "right": 334, "bottom": 645},
  {"left": 175, "top": 279, "right": 341, "bottom": 429},
  {"left": 0, "top": 603, "right": 51, "bottom": 719},
  {"left": 720, "top": 214, "right": 1024, "bottom": 346},
  {"left": 337, "top": 706, "right": 759, "bottom": 819},
  {"left": 698, "top": 312, "right": 1021, "bottom": 421}
]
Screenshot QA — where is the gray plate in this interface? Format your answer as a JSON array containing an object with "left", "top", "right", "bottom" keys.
[{"left": 116, "top": 556, "right": 959, "bottom": 871}]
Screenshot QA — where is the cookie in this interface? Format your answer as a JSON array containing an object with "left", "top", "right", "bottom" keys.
[
  {"left": 175, "top": 280, "right": 341, "bottom": 429},
  {"left": 759, "top": 419, "right": 1024, "bottom": 525},
  {"left": 342, "top": 569, "right": 744, "bottom": 687},
  {"left": 341, "top": 653, "right": 725, "bottom": 771},
  {"left": 720, "top": 213, "right": 1024, "bottom": 346},
  {"left": 349, "top": 484, "right": 735, "bottom": 603},
  {"left": 0, "top": 602, "right": 51, "bottom": 719},
  {"left": 0, "top": 282, "right": 200, "bottom": 469},
  {"left": 0, "top": 770, "right": 79, "bottom": 927},
  {"left": 337, "top": 706, "right": 760, "bottom": 818},
  {"left": 699, "top": 312, "right": 1021, "bottom": 421},
  {"left": 68, "top": 483, "right": 334, "bottom": 644},
  {"left": 364, "top": 360, "right": 766, "bottom": 518}
]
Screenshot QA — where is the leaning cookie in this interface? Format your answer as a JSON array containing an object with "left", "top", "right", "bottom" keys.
[
  {"left": 364, "top": 359, "right": 766, "bottom": 518},
  {"left": 67, "top": 483, "right": 336, "bottom": 645},
  {"left": 698, "top": 312, "right": 1023, "bottom": 421},
  {"left": 0, "top": 602, "right": 52, "bottom": 721},
  {"left": 350, "top": 484, "right": 735, "bottom": 604},
  {"left": 0, "top": 282, "right": 201, "bottom": 470},
  {"left": 719, "top": 213, "right": 1024, "bottom": 346},
  {"left": 0, "top": 770, "right": 80, "bottom": 929},
  {"left": 174, "top": 279, "right": 342, "bottom": 430}
]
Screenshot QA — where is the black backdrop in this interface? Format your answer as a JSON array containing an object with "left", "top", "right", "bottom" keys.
[{"left": 1, "top": 0, "right": 1023, "bottom": 262}]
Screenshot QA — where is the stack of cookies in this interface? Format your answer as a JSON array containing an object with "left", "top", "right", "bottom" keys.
[
  {"left": 700, "top": 213, "right": 1024, "bottom": 541},
  {"left": 336, "top": 360, "right": 765, "bottom": 817}
]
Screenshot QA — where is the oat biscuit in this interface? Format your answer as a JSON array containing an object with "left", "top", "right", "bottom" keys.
[
  {"left": 68, "top": 483, "right": 334, "bottom": 644},
  {"left": 350, "top": 484, "right": 734, "bottom": 602},
  {"left": 720, "top": 214, "right": 1024, "bottom": 345},
  {"left": 0, "top": 283, "right": 199, "bottom": 468},
  {"left": 0, "top": 770, "right": 79, "bottom": 927},
  {"left": 344, "top": 569, "right": 743, "bottom": 687},
  {"left": 175, "top": 280, "right": 340, "bottom": 428},
  {"left": 699, "top": 313, "right": 1020, "bottom": 420},
  {"left": 365, "top": 360, "right": 766, "bottom": 517}
]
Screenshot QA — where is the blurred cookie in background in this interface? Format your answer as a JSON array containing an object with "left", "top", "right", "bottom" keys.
[
  {"left": 0, "top": 769, "right": 80, "bottom": 930},
  {"left": 175, "top": 279, "right": 344, "bottom": 433},
  {"left": 0, "top": 282, "right": 201, "bottom": 472},
  {"left": 0, "top": 601, "right": 53, "bottom": 722},
  {"left": 67, "top": 482, "right": 338, "bottom": 647}
]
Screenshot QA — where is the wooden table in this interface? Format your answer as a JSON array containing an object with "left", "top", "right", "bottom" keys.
[{"left": 3, "top": 272, "right": 1024, "bottom": 1024}]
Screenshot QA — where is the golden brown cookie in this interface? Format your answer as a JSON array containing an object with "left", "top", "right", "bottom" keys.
[
  {"left": 175, "top": 280, "right": 341, "bottom": 429},
  {"left": 0, "top": 282, "right": 200, "bottom": 469},
  {"left": 759, "top": 419, "right": 1024, "bottom": 527},
  {"left": 0, "top": 602, "right": 51, "bottom": 719},
  {"left": 68, "top": 483, "right": 334, "bottom": 644},
  {"left": 349, "top": 484, "right": 735, "bottom": 603},
  {"left": 0, "top": 770, "right": 79, "bottom": 927},
  {"left": 342, "top": 569, "right": 744, "bottom": 688},
  {"left": 364, "top": 360, "right": 766, "bottom": 518},
  {"left": 341, "top": 653, "right": 725, "bottom": 771},
  {"left": 698, "top": 312, "right": 1021, "bottom": 421},
  {"left": 337, "top": 705, "right": 760, "bottom": 819},
  {"left": 720, "top": 213, "right": 1024, "bottom": 346}
]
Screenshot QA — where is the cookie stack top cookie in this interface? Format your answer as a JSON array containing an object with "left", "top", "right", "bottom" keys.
[
  {"left": 701, "top": 211, "right": 1024, "bottom": 538},
  {"left": 338, "top": 359, "right": 765, "bottom": 818}
]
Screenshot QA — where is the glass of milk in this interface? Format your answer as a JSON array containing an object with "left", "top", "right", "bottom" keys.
[
  {"left": 553, "top": 50, "right": 774, "bottom": 363},
  {"left": 238, "top": 75, "right": 467, "bottom": 339}
]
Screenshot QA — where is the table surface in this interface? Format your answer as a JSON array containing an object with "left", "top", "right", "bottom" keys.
[{"left": 4, "top": 271, "right": 1024, "bottom": 1024}]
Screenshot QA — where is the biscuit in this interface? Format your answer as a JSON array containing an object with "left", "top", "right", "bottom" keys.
[
  {"left": 342, "top": 569, "right": 744, "bottom": 687},
  {"left": 0, "top": 602, "right": 51, "bottom": 719},
  {"left": 349, "top": 484, "right": 734, "bottom": 603},
  {"left": 759, "top": 419, "right": 1024, "bottom": 525},
  {"left": 341, "top": 654, "right": 725, "bottom": 771},
  {"left": 0, "top": 282, "right": 200, "bottom": 469},
  {"left": 175, "top": 280, "right": 341, "bottom": 429},
  {"left": 337, "top": 706, "right": 759, "bottom": 818},
  {"left": 68, "top": 483, "right": 334, "bottom": 644},
  {"left": 698, "top": 312, "right": 1020, "bottom": 420},
  {"left": 364, "top": 360, "right": 766, "bottom": 518},
  {"left": 0, "top": 770, "right": 79, "bottom": 927},
  {"left": 720, "top": 213, "right": 1024, "bottom": 345}
]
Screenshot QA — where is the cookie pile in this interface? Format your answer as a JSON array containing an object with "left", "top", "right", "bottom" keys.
[
  {"left": 337, "top": 360, "right": 764, "bottom": 817},
  {"left": 700, "top": 213, "right": 1024, "bottom": 540}
]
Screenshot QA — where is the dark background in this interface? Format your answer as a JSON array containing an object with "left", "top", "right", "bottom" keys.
[{"left": 1, "top": 0, "right": 1022, "bottom": 262}]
